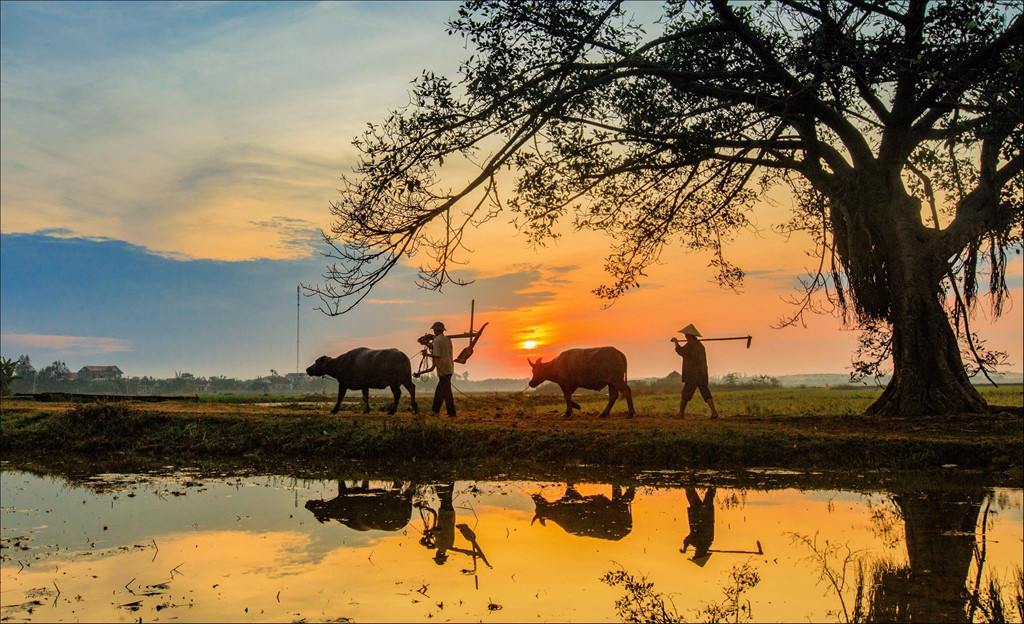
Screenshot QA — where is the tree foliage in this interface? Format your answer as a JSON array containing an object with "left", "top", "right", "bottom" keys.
[
  {"left": 309, "top": 0, "right": 1022, "bottom": 415},
  {"left": 14, "top": 354, "right": 35, "bottom": 378},
  {"left": 0, "top": 357, "right": 18, "bottom": 397}
]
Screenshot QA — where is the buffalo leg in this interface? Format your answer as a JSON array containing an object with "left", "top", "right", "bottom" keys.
[
  {"left": 405, "top": 381, "right": 419, "bottom": 413},
  {"left": 600, "top": 384, "right": 619, "bottom": 418},
  {"left": 332, "top": 387, "right": 347, "bottom": 414},
  {"left": 387, "top": 385, "right": 400, "bottom": 414},
  {"left": 361, "top": 387, "right": 371, "bottom": 413},
  {"left": 561, "top": 385, "right": 577, "bottom": 417},
  {"left": 620, "top": 382, "right": 635, "bottom": 418},
  {"left": 612, "top": 485, "right": 636, "bottom": 502}
]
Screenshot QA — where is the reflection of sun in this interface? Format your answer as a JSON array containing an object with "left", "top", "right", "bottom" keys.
[{"left": 523, "top": 341, "right": 538, "bottom": 350}]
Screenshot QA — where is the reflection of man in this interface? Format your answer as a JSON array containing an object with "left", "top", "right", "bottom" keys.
[
  {"left": 671, "top": 324, "right": 720, "bottom": 419},
  {"left": 426, "top": 321, "right": 457, "bottom": 417},
  {"left": 682, "top": 487, "right": 716, "bottom": 559},
  {"left": 433, "top": 483, "right": 456, "bottom": 564},
  {"left": 418, "top": 483, "right": 491, "bottom": 568}
]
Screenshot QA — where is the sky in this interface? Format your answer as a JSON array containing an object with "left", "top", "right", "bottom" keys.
[{"left": 1, "top": 1, "right": 1021, "bottom": 382}]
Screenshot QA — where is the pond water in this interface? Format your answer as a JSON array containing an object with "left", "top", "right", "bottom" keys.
[{"left": 1, "top": 465, "right": 1021, "bottom": 623}]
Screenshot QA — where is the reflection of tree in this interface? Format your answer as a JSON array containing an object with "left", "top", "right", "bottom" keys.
[
  {"left": 602, "top": 563, "right": 761, "bottom": 623},
  {"left": 869, "top": 487, "right": 989, "bottom": 622}
]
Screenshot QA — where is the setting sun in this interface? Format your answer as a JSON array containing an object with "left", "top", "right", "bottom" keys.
[{"left": 523, "top": 341, "right": 538, "bottom": 350}]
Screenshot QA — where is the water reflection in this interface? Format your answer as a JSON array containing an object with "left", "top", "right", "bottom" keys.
[
  {"left": 870, "top": 485, "right": 990, "bottom": 622},
  {"left": 683, "top": 486, "right": 716, "bottom": 564},
  {"left": 531, "top": 483, "right": 636, "bottom": 540},
  {"left": 681, "top": 487, "right": 764, "bottom": 567},
  {"left": 1, "top": 467, "right": 1020, "bottom": 623},
  {"left": 416, "top": 483, "right": 492, "bottom": 569},
  {"left": 305, "top": 479, "right": 415, "bottom": 532}
]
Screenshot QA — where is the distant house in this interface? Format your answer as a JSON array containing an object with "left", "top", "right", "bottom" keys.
[
  {"left": 78, "top": 366, "right": 123, "bottom": 381},
  {"left": 285, "top": 372, "right": 307, "bottom": 390},
  {"left": 263, "top": 375, "right": 291, "bottom": 394}
]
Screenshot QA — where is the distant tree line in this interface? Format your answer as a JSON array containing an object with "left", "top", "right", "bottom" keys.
[{"left": 1, "top": 354, "right": 340, "bottom": 397}]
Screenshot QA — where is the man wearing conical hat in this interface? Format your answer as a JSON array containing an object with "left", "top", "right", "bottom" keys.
[{"left": 670, "top": 324, "right": 720, "bottom": 419}]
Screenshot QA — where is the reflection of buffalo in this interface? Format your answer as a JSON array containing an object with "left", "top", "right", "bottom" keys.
[
  {"left": 305, "top": 480, "right": 414, "bottom": 532},
  {"left": 306, "top": 348, "right": 417, "bottom": 414},
  {"left": 531, "top": 484, "right": 636, "bottom": 540},
  {"left": 528, "top": 347, "right": 635, "bottom": 418}
]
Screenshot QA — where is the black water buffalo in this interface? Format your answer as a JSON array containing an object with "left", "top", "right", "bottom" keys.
[
  {"left": 305, "top": 480, "right": 413, "bottom": 532},
  {"left": 527, "top": 346, "right": 636, "bottom": 418},
  {"left": 531, "top": 484, "right": 636, "bottom": 541},
  {"left": 306, "top": 348, "right": 417, "bottom": 414}
]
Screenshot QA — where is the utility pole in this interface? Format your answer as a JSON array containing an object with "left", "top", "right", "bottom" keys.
[{"left": 296, "top": 285, "right": 300, "bottom": 374}]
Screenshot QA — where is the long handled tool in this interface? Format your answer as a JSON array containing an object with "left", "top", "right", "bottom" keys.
[{"left": 670, "top": 335, "right": 753, "bottom": 348}]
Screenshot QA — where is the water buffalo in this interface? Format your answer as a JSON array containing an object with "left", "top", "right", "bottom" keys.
[
  {"left": 306, "top": 348, "right": 417, "bottom": 414},
  {"left": 527, "top": 346, "right": 636, "bottom": 418},
  {"left": 305, "top": 480, "right": 413, "bottom": 532},
  {"left": 531, "top": 484, "right": 636, "bottom": 541}
]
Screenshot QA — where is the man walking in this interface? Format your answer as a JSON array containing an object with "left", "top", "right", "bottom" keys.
[
  {"left": 426, "top": 321, "right": 456, "bottom": 417},
  {"left": 671, "top": 324, "right": 720, "bottom": 419}
]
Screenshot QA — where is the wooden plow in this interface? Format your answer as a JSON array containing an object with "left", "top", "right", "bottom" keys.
[{"left": 414, "top": 300, "right": 489, "bottom": 378}]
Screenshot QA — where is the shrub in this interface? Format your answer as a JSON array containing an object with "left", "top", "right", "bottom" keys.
[{"left": 55, "top": 401, "right": 145, "bottom": 437}]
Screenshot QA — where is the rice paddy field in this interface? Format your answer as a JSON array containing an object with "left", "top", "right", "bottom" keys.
[{"left": 2, "top": 385, "right": 1021, "bottom": 476}]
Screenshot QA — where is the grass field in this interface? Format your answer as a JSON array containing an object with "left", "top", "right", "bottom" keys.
[{"left": 2, "top": 385, "right": 1021, "bottom": 475}]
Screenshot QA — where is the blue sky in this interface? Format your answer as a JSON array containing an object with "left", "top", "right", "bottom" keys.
[
  {"left": 2, "top": 1, "right": 1021, "bottom": 381},
  {"left": 0, "top": 230, "right": 560, "bottom": 378}
]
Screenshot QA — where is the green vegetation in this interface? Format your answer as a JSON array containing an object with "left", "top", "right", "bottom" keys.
[
  {"left": 0, "top": 357, "right": 17, "bottom": 396},
  {"left": 602, "top": 563, "right": 761, "bottom": 624},
  {"left": 1, "top": 386, "right": 1020, "bottom": 473}
]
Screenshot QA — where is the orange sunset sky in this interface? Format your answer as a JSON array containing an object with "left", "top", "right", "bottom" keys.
[{"left": 1, "top": 2, "right": 1021, "bottom": 381}]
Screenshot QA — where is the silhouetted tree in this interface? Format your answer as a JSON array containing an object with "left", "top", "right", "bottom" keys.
[
  {"left": 0, "top": 357, "right": 18, "bottom": 396},
  {"left": 9, "top": 355, "right": 36, "bottom": 393},
  {"left": 750, "top": 375, "right": 780, "bottom": 388},
  {"left": 14, "top": 354, "right": 34, "bottom": 378},
  {"left": 309, "top": 0, "right": 1022, "bottom": 416},
  {"left": 37, "top": 360, "right": 71, "bottom": 391}
]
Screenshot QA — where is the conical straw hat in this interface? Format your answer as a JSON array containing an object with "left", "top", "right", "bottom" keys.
[{"left": 677, "top": 323, "right": 701, "bottom": 337}]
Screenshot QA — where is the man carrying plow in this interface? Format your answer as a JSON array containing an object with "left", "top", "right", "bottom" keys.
[{"left": 415, "top": 300, "right": 489, "bottom": 418}]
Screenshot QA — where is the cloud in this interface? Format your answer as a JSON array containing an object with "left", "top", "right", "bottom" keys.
[
  {"left": 1, "top": 1, "right": 466, "bottom": 261},
  {"left": 1, "top": 333, "right": 132, "bottom": 355},
  {"left": 443, "top": 266, "right": 569, "bottom": 313},
  {"left": 31, "top": 228, "right": 77, "bottom": 237},
  {"left": 248, "top": 216, "right": 323, "bottom": 258}
]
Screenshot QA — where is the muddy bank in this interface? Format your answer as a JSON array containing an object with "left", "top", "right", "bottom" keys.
[{"left": 2, "top": 393, "right": 1021, "bottom": 478}]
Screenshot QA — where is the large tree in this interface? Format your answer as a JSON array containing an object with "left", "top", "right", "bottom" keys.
[{"left": 310, "top": 0, "right": 1022, "bottom": 416}]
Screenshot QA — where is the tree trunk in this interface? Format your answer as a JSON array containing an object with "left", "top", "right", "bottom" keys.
[
  {"left": 833, "top": 177, "right": 988, "bottom": 417},
  {"left": 868, "top": 301, "right": 987, "bottom": 416},
  {"left": 864, "top": 219, "right": 987, "bottom": 417}
]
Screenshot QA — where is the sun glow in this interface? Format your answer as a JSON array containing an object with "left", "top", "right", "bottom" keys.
[{"left": 523, "top": 340, "right": 538, "bottom": 350}]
